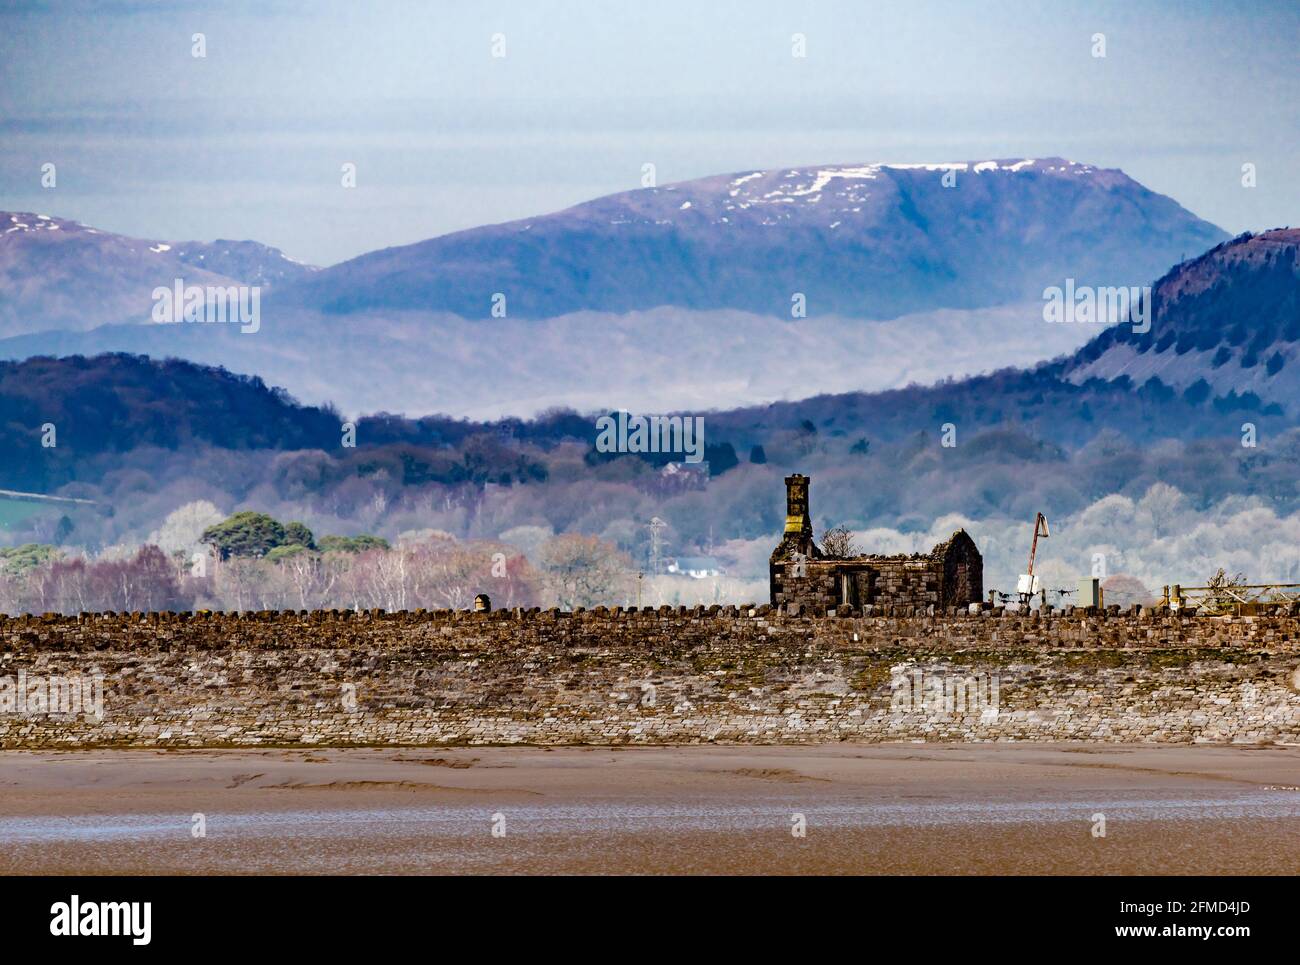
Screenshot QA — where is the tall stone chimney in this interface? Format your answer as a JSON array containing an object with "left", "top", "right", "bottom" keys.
[
  {"left": 771, "top": 473, "right": 819, "bottom": 564},
  {"left": 769, "top": 473, "right": 820, "bottom": 606},
  {"left": 784, "top": 473, "right": 812, "bottom": 541}
]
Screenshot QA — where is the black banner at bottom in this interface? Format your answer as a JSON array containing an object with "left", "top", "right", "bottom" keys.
[{"left": 0, "top": 875, "right": 1281, "bottom": 951}]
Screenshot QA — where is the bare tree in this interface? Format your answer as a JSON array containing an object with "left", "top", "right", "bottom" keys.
[
  {"left": 819, "top": 524, "right": 858, "bottom": 559},
  {"left": 215, "top": 557, "right": 263, "bottom": 612},
  {"left": 537, "top": 534, "right": 633, "bottom": 609},
  {"left": 1203, "top": 567, "right": 1248, "bottom": 612}
]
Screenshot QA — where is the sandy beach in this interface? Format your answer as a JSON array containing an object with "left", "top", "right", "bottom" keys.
[{"left": 1, "top": 743, "right": 1297, "bottom": 874}]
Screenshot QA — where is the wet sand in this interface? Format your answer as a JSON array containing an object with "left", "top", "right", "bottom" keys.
[{"left": 1, "top": 744, "right": 1297, "bottom": 874}]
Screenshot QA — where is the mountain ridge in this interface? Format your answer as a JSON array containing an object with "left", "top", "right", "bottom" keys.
[
  {"left": 1064, "top": 227, "right": 1300, "bottom": 407},
  {"left": 275, "top": 156, "right": 1226, "bottom": 320},
  {"left": 0, "top": 158, "right": 1233, "bottom": 418},
  {"left": 0, "top": 212, "right": 317, "bottom": 337}
]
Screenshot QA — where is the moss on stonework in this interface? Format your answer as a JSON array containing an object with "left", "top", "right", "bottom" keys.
[{"left": 849, "top": 662, "right": 895, "bottom": 694}]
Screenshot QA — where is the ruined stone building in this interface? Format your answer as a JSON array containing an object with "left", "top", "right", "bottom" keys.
[{"left": 769, "top": 474, "right": 983, "bottom": 613}]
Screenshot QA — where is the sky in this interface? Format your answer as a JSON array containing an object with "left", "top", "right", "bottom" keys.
[{"left": 1, "top": 0, "right": 1297, "bottom": 266}]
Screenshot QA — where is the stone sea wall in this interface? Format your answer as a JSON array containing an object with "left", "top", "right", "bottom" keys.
[{"left": 1, "top": 606, "right": 1298, "bottom": 747}]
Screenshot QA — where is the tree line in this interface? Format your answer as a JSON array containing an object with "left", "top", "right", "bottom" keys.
[{"left": 0, "top": 511, "right": 636, "bottom": 615}]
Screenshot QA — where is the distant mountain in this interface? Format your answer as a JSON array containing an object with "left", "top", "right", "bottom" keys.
[
  {"left": 169, "top": 239, "right": 316, "bottom": 288},
  {"left": 0, "top": 213, "right": 315, "bottom": 337},
  {"left": 0, "top": 160, "right": 1229, "bottom": 416},
  {"left": 1064, "top": 228, "right": 1300, "bottom": 407},
  {"left": 276, "top": 158, "right": 1226, "bottom": 320}
]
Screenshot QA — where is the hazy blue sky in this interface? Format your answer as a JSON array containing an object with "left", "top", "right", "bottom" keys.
[{"left": 1, "top": 0, "right": 1297, "bottom": 265}]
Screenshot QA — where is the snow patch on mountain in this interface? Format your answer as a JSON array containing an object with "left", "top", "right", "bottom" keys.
[{"left": 661, "top": 158, "right": 1097, "bottom": 223}]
